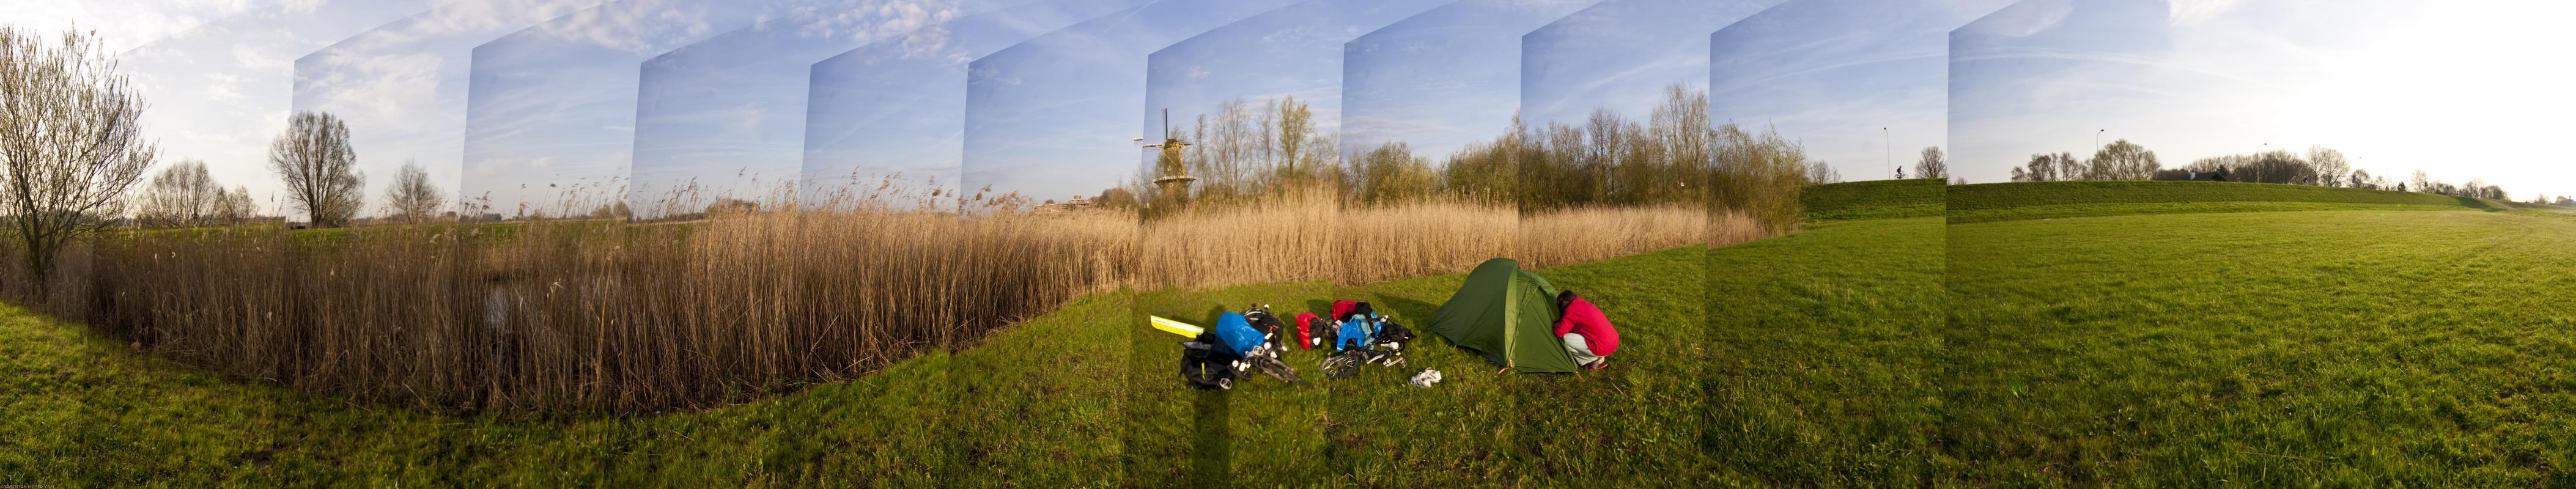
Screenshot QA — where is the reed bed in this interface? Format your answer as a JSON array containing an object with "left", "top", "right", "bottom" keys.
[
  {"left": 1706, "top": 208, "right": 1780, "bottom": 248},
  {"left": 59, "top": 192, "right": 1134, "bottom": 412},
  {"left": 1137, "top": 188, "right": 1339, "bottom": 290},
  {"left": 40, "top": 177, "right": 1701, "bottom": 412},
  {"left": 1517, "top": 205, "right": 1707, "bottom": 268},
  {"left": 1333, "top": 200, "right": 1517, "bottom": 285}
]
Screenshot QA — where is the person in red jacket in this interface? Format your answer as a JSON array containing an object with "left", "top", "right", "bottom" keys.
[{"left": 1554, "top": 290, "right": 1618, "bottom": 371}]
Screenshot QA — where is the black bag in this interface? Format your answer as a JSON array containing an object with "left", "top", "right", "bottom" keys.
[{"left": 1180, "top": 333, "right": 1239, "bottom": 389}]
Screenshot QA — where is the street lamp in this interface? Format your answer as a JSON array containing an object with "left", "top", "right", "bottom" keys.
[{"left": 2095, "top": 129, "right": 2105, "bottom": 150}]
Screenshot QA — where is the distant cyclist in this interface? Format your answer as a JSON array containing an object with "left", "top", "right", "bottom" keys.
[{"left": 1554, "top": 290, "right": 1618, "bottom": 371}]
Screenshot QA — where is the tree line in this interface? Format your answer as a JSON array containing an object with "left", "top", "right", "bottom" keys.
[
  {"left": 1109, "top": 84, "right": 1854, "bottom": 230},
  {"left": 2007, "top": 139, "right": 2520, "bottom": 200}
]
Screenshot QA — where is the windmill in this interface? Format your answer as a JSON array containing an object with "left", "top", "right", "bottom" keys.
[{"left": 1137, "top": 108, "right": 1195, "bottom": 207}]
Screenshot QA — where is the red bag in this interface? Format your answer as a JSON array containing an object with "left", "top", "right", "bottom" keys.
[
  {"left": 1293, "top": 312, "right": 1319, "bottom": 350},
  {"left": 1330, "top": 300, "right": 1358, "bottom": 322}
]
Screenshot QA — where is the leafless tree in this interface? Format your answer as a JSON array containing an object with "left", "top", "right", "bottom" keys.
[
  {"left": 1914, "top": 146, "right": 1947, "bottom": 180},
  {"left": 382, "top": 160, "right": 443, "bottom": 221},
  {"left": 270, "top": 111, "right": 364, "bottom": 227},
  {"left": 2308, "top": 146, "right": 2349, "bottom": 188},
  {"left": 0, "top": 26, "right": 158, "bottom": 290},
  {"left": 138, "top": 159, "right": 224, "bottom": 227},
  {"left": 1805, "top": 160, "right": 1842, "bottom": 185},
  {"left": 215, "top": 185, "right": 256, "bottom": 224}
]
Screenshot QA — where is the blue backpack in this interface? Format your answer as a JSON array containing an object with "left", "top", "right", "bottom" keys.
[
  {"left": 1334, "top": 314, "right": 1381, "bottom": 353},
  {"left": 1210, "top": 312, "right": 1266, "bottom": 358}
]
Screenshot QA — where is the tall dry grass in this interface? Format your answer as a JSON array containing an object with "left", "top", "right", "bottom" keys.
[
  {"left": 1705, "top": 208, "right": 1776, "bottom": 248},
  {"left": 44, "top": 175, "right": 1702, "bottom": 412},
  {"left": 1517, "top": 205, "right": 1707, "bottom": 268},
  {"left": 56, "top": 182, "right": 1134, "bottom": 412},
  {"left": 1138, "top": 187, "right": 1698, "bottom": 289}
]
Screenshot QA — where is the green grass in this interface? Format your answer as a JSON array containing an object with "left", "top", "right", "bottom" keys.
[
  {"left": 23, "top": 177, "right": 2569, "bottom": 486},
  {"left": 1802, "top": 178, "right": 1947, "bottom": 221},
  {"left": 1944, "top": 205, "right": 2576, "bottom": 485},
  {"left": 1947, "top": 180, "right": 2500, "bottom": 223},
  {"left": 1705, "top": 216, "right": 1946, "bottom": 485}
]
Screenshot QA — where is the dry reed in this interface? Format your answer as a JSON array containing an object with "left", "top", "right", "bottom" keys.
[
  {"left": 40, "top": 177, "right": 1702, "bottom": 413},
  {"left": 58, "top": 180, "right": 1134, "bottom": 412},
  {"left": 1517, "top": 205, "right": 1707, "bottom": 268}
]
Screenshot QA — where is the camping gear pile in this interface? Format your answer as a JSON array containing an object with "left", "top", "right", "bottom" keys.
[
  {"left": 1315, "top": 301, "right": 1415, "bottom": 380},
  {"left": 1165, "top": 305, "right": 1310, "bottom": 390},
  {"left": 1154, "top": 256, "right": 1584, "bottom": 389}
]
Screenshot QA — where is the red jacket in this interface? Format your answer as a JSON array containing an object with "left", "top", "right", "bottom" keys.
[{"left": 1553, "top": 298, "right": 1618, "bottom": 356}]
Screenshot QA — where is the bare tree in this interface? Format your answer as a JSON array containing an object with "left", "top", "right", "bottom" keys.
[
  {"left": 2091, "top": 139, "right": 2159, "bottom": 180},
  {"left": 215, "top": 185, "right": 256, "bottom": 224},
  {"left": 382, "top": 160, "right": 443, "bottom": 221},
  {"left": 270, "top": 111, "right": 364, "bottom": 227},
  {"left": 1804, "top": 160, "right": 1842, "bottom": 185},
  {"left": 1273, "top": 95, "right": 1315, "bottom": 178},
  {"left": 138, "top": 159, "right": 224, "bottom": 227},
  {"left": 2408, "top": 170, "right": 2430, "bottom": 193},
  {"left": 2308, "top": 146, "right": 2349, "bottom": 188},
  {"left": 0, "top": 27, "right": 158, "bottom": 290},
  {"left": 1913, "top": 146, "right": 1947, "bottom": 180}
]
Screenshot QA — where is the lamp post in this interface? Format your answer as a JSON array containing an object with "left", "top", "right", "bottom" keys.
[{"left": 2095, "top": 129, "right": 2105, "bottom": 150}]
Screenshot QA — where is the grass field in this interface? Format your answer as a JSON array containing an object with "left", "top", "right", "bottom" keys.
[
  {"left": 1947, "top": 180, "right": 2498, "bottom": 223},
  {"left": 14, "top": 177, "right": 2569, "bottom": 485},
  {"left": 1943, "top": 182, "right": 2576, "bottom": 485}
]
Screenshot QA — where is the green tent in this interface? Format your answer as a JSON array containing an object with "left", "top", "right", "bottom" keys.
[{"left": 1426, "top": 258, "right": 1577, "bottom": 373}]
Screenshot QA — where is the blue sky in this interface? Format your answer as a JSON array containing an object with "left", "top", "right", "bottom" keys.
[
  {"left": 22, "top": 0, "right": 2576, "bottom": 209},
  {"left": 459, "top": 0, "right": 831, "bottom": 217},
  {"left": 1340, "top": 0, "right": 1602, "bottom": 162},
  {"left": 120, "top": 0, "right": 438, "bottom": 217},
  {"left": 630, "top": 0, "right": 1037, "bottom": 215},
  {"left": 797, "top": 0, "right": 1151, "bottom": 208},
  {"left": 293, "top": 0, "right": 614, "bottom": 220},
  {"left": 961, "top": 0, "right": 1309, "bottom": 203},
  {"left": 1142, "top": 0, "right": 1454, "bottom": 171},
  {"left": 1711, "top": 0, "right": 2013, "bottom": 182},
  {"left": 1519, "top": 0, "right": 1780, "bottom": 127},
  {"left": 1952, "top": 0, "right": 2576, "bottom": 199}
]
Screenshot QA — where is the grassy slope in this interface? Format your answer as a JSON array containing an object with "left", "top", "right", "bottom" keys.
[
  {"left": 1949, "top": 180, "right": 2501, "bottom": 223},
  {"left": 1946, "top": 183, "right": 2576, "bottom": 485},
  {"left": 1803, "top": 178, "right": 1947, "bottom": 221}
]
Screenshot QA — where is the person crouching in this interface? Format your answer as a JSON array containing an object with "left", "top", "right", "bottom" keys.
[{"left": 1554, "top": 290, "right": 1618, "bottom": 371}]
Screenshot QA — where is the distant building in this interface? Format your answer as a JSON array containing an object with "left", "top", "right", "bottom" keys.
[
  {"left": 2188, "top": 166, "right": 2230, "bottom": 182},
  {"left": 1035, "top": 195, "right": 1098, "bottom": 213}
]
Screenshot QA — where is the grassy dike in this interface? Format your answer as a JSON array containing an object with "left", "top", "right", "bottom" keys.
[{"left": 1944, "top": 182, "right": 2576, "bottom": 485}]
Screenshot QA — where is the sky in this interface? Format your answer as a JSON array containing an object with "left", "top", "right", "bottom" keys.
[
  {"left": 961, "top": 0, "right": 1308, "bottom": 204},
  {"left": 1143, "top": 0, "right": 1455, "bottom": 179},
  {"left": 1519, "top": 0, "right": 1780, "bottom": 127},
  {"left": 119, "top": 0, "right": 439, "bottom": 216},
  {"left": 293, "top": 0, "right": 615, "bottom": 221},
  {"left": 14, "top": 0, "right": 2574, "bottom": 212},
  {"left": 1711, "top": 0, "right": 2015, "bottom": 182},
  {"left": 628, "top": 0, "right": 1037, "bottom": 216},
  {"left": 795, "top": 0, "right": 1152, "bottom": 209},
  {"left": 1340, "top": 0, "right": 1602, "bottom": 162},
  {"left": 1952, "top": 0, "right": 2576, "bottom": 199},
  {"left": 459, "top": 0, "right": 846, "bottom": 218}
]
